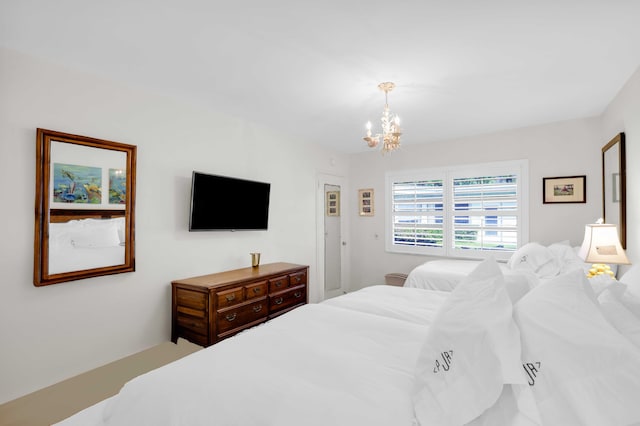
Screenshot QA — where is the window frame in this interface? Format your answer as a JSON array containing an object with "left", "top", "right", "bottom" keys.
[{"left": 385, "top": 160, "right": 529, "bottom": 260}]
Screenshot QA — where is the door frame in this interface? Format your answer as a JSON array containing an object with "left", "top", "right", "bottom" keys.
[{"left": 316, "top": 173, "right": 349, "bottom": 300}]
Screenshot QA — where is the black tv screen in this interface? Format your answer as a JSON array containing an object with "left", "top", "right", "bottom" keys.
[{"left": 189, "top": 172, "right": 271, "bottom": 231}]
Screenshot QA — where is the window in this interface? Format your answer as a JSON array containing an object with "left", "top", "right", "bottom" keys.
[{"left": 386, "top": 160, "right": 528, "bottom": 260}]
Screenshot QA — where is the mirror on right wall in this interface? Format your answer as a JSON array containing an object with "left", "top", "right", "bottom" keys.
[{"left": 602, "top": 132, "right": 626, "bottom": 248}]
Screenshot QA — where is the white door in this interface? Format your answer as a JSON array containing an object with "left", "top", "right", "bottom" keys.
[{"left": 317, "top": 174, "right": 347, "bottom": 299}]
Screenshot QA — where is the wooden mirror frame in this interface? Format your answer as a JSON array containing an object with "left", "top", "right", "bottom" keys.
[
  {"left": 602, "top": 132, "right": 626, "bottom": 248},
  {"left": 34, "top": 129, "right": 136, "bottom": 286}
]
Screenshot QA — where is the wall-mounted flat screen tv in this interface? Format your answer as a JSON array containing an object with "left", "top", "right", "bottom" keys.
[{"left": 189, "top": 171, "right": 271, "bottom": 231}]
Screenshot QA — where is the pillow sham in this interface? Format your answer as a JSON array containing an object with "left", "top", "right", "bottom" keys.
[
  {"left": 513, "top": 269, "right": 640, "bottom": 426},
  {"left": 48, "top": 217, "right": 125, "bottom": 249},
  {"left": 620, "top": 290, "right": 640, "bottom": 320},
  {"left": 508, "top": 242, "right": 560, "bottom": 278},
  {"left": 598, "top": 287, "right": 640, "bottom": 348},
  {"left": 620, "top": 264, "right": 640, "bottom": 298},
  {"left": 547, "top": 241, "right": 580, "bottom": 269},
  {"left": 546, "top": 241, "right": 592, "bottom": 276},
  {"left": 48, "top": 222, "right": 76, "bottom": 250},
  {"left": 413, "top": 258, "right": 524, "bottom": 426},
  {"left": 70, "top": 222, "right": 121, "bottom": 248},
  {"left": 542, "top": 241, "right": 619, "bottom": 278},
  {"left": 587, "top": 273, "right": 622, "bottom": 297}
]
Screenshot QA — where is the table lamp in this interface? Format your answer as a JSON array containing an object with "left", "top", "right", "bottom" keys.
[{"left": 578, "top": 222, "right": 629, "bottom": 278}]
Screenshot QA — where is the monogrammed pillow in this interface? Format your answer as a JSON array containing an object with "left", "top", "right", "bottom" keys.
[
  {"left": 513, "top": 269, "right": 640, "bottom": 426},
  {"left": 412, "top": 258, "right": 524, "bottom": 425},
  {"left": 508, "top": 242, "right": 560, "bottom": 278}
]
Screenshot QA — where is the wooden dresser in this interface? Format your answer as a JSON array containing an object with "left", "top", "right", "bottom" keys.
[{"left": 171, "top": 262, "right": 308, "bottom": 347}]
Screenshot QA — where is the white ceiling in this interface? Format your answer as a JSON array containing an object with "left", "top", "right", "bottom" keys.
[{"left": 2, "top": 0, "right": 640, "bottom": 153}]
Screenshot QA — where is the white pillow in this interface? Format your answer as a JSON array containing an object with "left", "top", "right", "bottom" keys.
[
  {"left": 598, "top": 287, "right": 640, "bottom": 349},
  {"left": 70, "top": 222, "right": 121, "bottom": 248},
  {"left": 508, "top": 242, "right": 560, "bottom": 278},
  {"left": 620, "top": 291, "right": 640, "bottom": 320},
  {"left": 502, "top": 271, "right": 535, "bottom": 304},
  {"left": 49, "top": 217, "right": 125, "bottom": 248},
  {"left": 413, "top": 258, "right": 524, "bottom": 426},
  {"left": 48, "top": 222, "right": 76, "bottom": 250},
  {"left": 587, "top": 273, "right": 622, "bottom": 296},
  {"left": 547, "top": 241, "right": 584, "bottom": 274},
  {"left": 620, "top": 265, "right": 640, "bottom": 298},
  {"left": 513, "top": 269, "right": 640, "bottom": 425},
  {"left": 110, "top": 216, "right": 126, "bottom": 243}
]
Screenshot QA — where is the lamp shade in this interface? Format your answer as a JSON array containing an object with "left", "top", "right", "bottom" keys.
[{"left": 578, "top": 224, "right": 629, "bottom": 264}]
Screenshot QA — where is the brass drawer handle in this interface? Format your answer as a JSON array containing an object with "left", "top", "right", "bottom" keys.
[
  {"left": 253, "top": 287, "right": 260, "bottom": 294},
  {"left": 275, "top": 281, "right": 283, "bottom": 287},
  {"left": 253, "top": 304, "right": 262, "bottom": 313},
  {"left": 294, "top": 291, "right": 302, "bottom": 298},
  {"left": 225, "top": 294, "right": 236, "bottom": 302},
  {"left": 225, "top": 313, "right": 237, "bottom": 321},
  {"left": 274, "top": 297, "right": 284, "bottom": 305},
  {"left": 294, "top": 276, "right": 302, "bottom": 283}
]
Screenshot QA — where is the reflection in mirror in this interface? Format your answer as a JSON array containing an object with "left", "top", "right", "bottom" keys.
[
  {"left": 34, "top": 129, "right": 136, "bottom": 286},
  {"left": 602, "top": 132, "right": 626, "bottom": 248}
]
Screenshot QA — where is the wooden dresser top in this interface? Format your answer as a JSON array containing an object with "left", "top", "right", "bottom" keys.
[{"left": 172, "top": 262, "right": 307, "bottom": 288}]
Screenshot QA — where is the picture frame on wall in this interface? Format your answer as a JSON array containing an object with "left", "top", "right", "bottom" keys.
[
  {"left": 358, "top": 188, "right": 374, "bottom": 216},
  {"left": 542, "top": 175, "right": 586, "bottom": 204},
  {"left": 326, "top": 190, "right": 340, "bottom": 216}
]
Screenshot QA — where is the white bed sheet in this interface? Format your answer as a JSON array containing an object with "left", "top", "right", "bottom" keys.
[{"left": 405, "top": 259, "right": 536, "bottom": 302}]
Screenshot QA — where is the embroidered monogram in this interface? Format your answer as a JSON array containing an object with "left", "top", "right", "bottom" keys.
[
  {"left": 433, "top": 350, "right": 454, "bottom": 374},
  {"left": 523, "top": 361, "right": 541, "bottom": 386}
]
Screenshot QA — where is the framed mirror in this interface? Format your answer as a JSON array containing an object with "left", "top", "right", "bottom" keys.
[
  {"left": 602, "top": 132, "right": 626, "bottom": 248},
  {"left": 34, "top": 129, "right": 136, "bottom": 286}
]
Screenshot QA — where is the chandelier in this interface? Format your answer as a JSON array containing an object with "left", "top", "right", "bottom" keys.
[{"left": 363, "top": 82, "right": 402, "bottom": 154}]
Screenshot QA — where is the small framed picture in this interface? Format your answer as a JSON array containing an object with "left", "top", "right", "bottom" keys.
[
  {"left": 326, "top": 191, "right": 340, "bottom": 216},
  {"left": 543, "top": 175, "right": 586, "bottom": 204},
  {"left": 358, "top": 188, "right": 374, "bottom": 216}
]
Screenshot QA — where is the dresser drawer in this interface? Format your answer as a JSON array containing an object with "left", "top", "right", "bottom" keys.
[
  {"left": 289, "top": 270, "right": 307, "bottom": 287},
  {"left": 217, "top": 287, "right": 244, "bottom": 307},
  {"left": 245, "top": 280, "right": 268, "bottom": 300},
  {"left": 268, "top": 275, "right": 290, "bottom": 293},
  {"left": 269, "top": 285, "right": 306, "bottom": 314},
  {"left": 216, "top": 298, "right": 267, "bottom": 334}
]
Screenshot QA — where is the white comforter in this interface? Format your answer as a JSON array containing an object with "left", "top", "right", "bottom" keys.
[
  {"left": 323, "top": 285, "right": 449, "bottom": 325},
  {"left": 79, "top": 291, "right": 443, "bottom": 426},
  {"left": 55, "top": 278, "right": 640, "bottom": 426}
]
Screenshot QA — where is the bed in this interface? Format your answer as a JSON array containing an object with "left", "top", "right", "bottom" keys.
[
  {"left": 404, "top": 242, "right": 610, "bottom": 302},
  {"left": 404, "top": 259, "right": 536, "bottom": 303},
  {"left": 48, "top": 212, "right": 126, "bottom": 274},
  {"left": 55, "top": 259, "right": 640, "bottom": 426}
]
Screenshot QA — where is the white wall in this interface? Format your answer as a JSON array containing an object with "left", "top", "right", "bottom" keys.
[
  {"left": 0, "top": 47, "right": 348, "bottom": 404},
  {"left": 601, "top": 66, "right": 640, "bottom": 266},
  {"left": 347, "top": 117, "right": 604, "bottom": 289}
]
